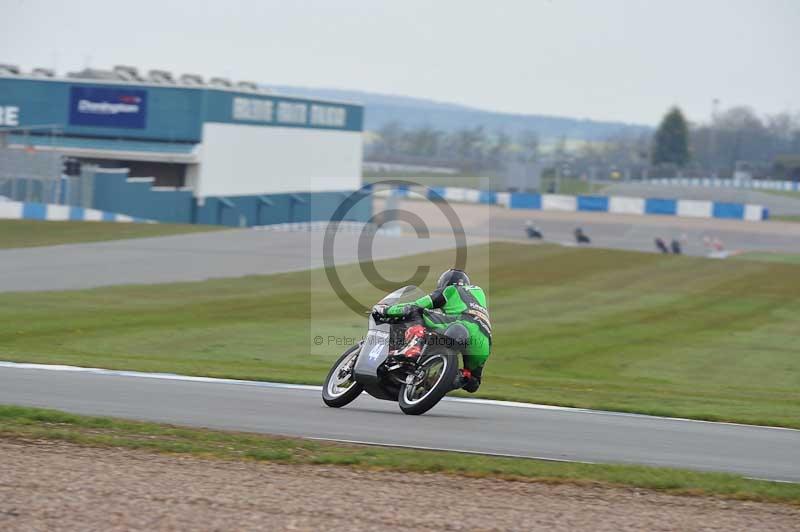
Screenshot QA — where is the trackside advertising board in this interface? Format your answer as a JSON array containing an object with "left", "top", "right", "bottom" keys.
[{"left": 69, "top": 86, "right": 148, "bottom": 129}]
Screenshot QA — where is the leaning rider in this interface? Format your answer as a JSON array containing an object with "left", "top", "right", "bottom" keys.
[{"left": 378, "top": 269, "right": 492, "bottom": 393}]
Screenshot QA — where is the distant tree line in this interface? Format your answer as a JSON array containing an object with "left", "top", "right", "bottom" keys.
[
  {"left": 366, "top": 122, "right": 540, "bottom": 173},
  {"left": 366, "top": 107, "right": 800, "bottom": 181},
  {"left": 690, "top": 107, "right": 800, "bottom": 178},
  {"left": 631, "top": 106, "right": 800, "bottom": 179}
]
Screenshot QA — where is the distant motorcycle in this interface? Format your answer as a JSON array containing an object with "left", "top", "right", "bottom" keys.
[
  {"left": 322, "top": 286, "right": 468, "bottom": 415},
  {"left": 525, "top": 222, "right": 543, "bottom": 239},
  {"left": 574, "top": 227, "right": 591, "bottom": 244}
]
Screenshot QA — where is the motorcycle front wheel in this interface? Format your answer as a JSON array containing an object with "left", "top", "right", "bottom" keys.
[
  {"left": 398, "top": 348, "right": 459, "bottom": 415},
  {"left": 322, "top": 345, "right": 364, "bottom": 408}
]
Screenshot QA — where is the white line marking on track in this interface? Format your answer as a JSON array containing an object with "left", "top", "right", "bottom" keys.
[
  {"left": 304, "top": 437, "right": 598, "bottom": 464},
  {"left": 1, "top": 360, "right": 797, "bottom": 432},
  {"left": 0, "top": 361, "right": 319, "bottom": 391},
  {"left": 305, "top": 437, "right": 798, "bottom": 484}
]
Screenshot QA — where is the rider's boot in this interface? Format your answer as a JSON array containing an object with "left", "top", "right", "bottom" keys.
[
  {"left": 462, "top": 374, "right": 481, "bottom": 393},
  {"left": 454, "top": 367, "right": 482, "bottom": 392},
  {"left": 453, "top": 368, "right": 471, "bottom": 388}
]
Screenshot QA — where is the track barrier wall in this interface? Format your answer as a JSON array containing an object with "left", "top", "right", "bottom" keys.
[
  {"left": 2, "top": 179, "right": 769, "bottom": 224},
  {"left": 0, "top": 200, "right": 148, "bottom": 223},
  {"left": 375, "top": 185, "right": 768, "bottom": 221}
]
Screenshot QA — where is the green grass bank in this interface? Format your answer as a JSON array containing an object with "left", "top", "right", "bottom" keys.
[{"left": 1, "top": 242, "right": 798, "bottom": 427}]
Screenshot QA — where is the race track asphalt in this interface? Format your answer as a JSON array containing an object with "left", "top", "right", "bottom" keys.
[
  {"left": 386, "top": 199, "right": 800, "bottom": 257},
  {"left": 1, "top": 363, "right": 798, "bottom": 483},
  {"left": 2, "top": 200, "right": 799, "bottom": 293},
  {"left": 0, "top": 229, "right": 479, "bottom": 292}
]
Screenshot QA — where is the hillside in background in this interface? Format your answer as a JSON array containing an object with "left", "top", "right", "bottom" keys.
[{"left": 266, "top": 85, "right": 650, "bottom": 141}]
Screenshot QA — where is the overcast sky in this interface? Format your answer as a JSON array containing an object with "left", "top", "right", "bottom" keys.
[{"left": 3, "top": 0, "right": 798, "bottom": 125}]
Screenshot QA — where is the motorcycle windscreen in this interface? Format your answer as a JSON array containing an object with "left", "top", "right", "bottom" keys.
[{"left": 377, "top": 285, "right": 424, "bottom": 306}]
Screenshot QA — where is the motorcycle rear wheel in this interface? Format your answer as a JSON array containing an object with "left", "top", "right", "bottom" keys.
[
  {"left": 322, "top": 345, "right": 364, "bottom": 408},
  {"left": 398, "top": 348, "right": 459, "bottom": 415}
]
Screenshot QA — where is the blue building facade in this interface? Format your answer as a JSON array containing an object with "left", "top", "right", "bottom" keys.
[{"left": 0, "top": 74, "right": 367, "bottom": 226}]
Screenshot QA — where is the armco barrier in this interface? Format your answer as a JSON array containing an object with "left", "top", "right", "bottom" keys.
[
  {"left": 0, "top": 200, "right": 149, "bottom": 223},
  {"left": 712, "top": 202, "right": 745, "bottom": 220},
  {"left": 648, "top": 178, "right": 800, "bottom": 192}
]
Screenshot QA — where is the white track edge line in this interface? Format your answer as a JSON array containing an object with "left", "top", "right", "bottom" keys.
[
  {"left": 306, "top": 437, "right": 798, "bottom": 484},
  {"left": 1, "top": 360, "right": 797, "bottom": 433},
  {"left": 304, "top": 436, "right": 597, "bottom": 464}
]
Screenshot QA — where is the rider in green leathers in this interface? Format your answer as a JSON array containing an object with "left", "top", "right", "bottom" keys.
[{"left": 379, "top": 269, "right": 491, "bottom": 393}]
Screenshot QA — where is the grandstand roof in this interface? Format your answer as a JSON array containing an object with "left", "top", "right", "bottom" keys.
[{"left": 0, "top": 65, "right": 360, "bottom": 106}]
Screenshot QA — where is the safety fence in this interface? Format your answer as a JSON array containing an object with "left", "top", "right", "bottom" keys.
[{"left": 647, "top": 177, "right": 800, "bottom": 192}]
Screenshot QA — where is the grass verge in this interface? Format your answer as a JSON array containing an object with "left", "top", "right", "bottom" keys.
[
  {"left": 0, "top": 219, "right": 228, "bottom": 249},
  {"left": 540, "top": 177, "right": 609, "bottom": 196},
  {"left": 1, "top": 404, "right": 797, "bottom": 505},
  {"left": 762, "top": 189, "right": 800, "bottom": 200},
  {"left": 771, "top": 215, "right": 800, "bottom": 223},
  {"left": 1, "top": 243, "right": 798, "bottom": 428},
  {"left": 734, "top": 252, "right": 800, "bottom": 264},
  {"left": 363, "top": 174, "right": 502, "bottom": 190}
]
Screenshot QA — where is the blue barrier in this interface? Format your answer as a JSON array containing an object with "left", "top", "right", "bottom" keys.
[
  {"left": 712, "top": 202, "right": 745, "bottom": 219},
  {"left": 577, "top": 195, "right": 609, "bottom": 212},
  {"left": 22, "top": 203, "right": 46, "bottom": 220},
  {"left": 393, "top": 186, "right": 766, "bottom": 221},
  {"left": 427, "top": 187, "right": 447, "bottom": 201},
  {"left": 479, "top": 190, "right": 497, "bottom": 204},
  {"left": 68, "top": 206, "right": 85, "bottom": 220},
  {"left": 645, "top": 198, "right": 677, "bottom": 215},
  {"left": 509, "top": 193, "right": 541, "bottom": 209},
  {"left": 0, "top": 201, "right": 148, "bottom": 223}
]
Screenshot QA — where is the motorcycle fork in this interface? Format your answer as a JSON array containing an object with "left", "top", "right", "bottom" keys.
[{"left": 404, "top": 341, "right": 432, "bottom": 385}]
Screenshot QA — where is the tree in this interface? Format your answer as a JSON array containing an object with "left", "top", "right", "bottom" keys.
[
  {"left": 517, "top": 130, "right": 540, "bottom": 163},
  {"left": 652, "top": 107, "right": 690, "bottom": 167},
  {"left": 376, "top": 122, "right": 405, "bottom": 156},
  {"left": 488, "top": 130, "right": 512, "bottom": 166},
  {"left": 405, "top": 126, "right": 442, "bottom": 158}
]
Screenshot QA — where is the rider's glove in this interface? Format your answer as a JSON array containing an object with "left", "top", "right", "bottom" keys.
[{"left": 371, "top": 304, "right": 389, "bottom": 321}]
